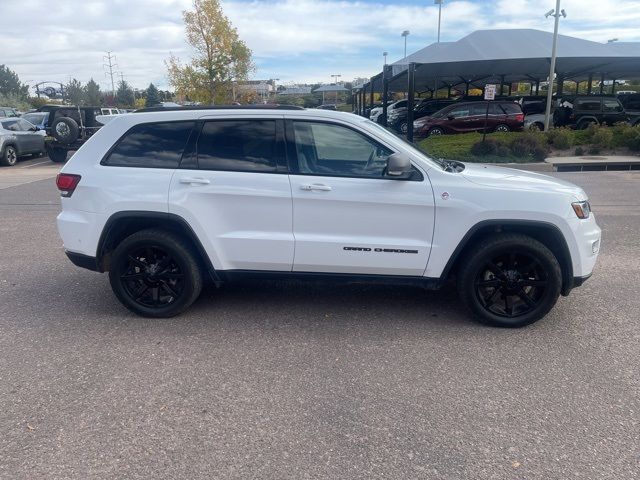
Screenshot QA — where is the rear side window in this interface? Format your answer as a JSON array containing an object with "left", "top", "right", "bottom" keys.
[
  {"left": 104, "top": 121, "right": 194, "bottom": 168},
  {"left": 575, "top": 99, "right": 601, "bottom": 111},
  {"left": 500, "top": 103, "right": 522, "bottom": 114},
  {"left": 603, "top": 99, "right": 624, "bottom": 112},
  {"left": 196, "top": 120, "right": 277, "bottom": 172}
]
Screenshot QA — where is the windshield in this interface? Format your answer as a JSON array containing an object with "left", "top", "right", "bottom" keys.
[
  {"left": 22, "top": 113, "right": 47, "bottom": 125},
  {"left": 363, "top": 119, "right": 446, "bottom": 169}
]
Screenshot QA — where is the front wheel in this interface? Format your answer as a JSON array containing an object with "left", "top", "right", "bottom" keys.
[
  {"left": 428, "top": 127, "right": 444, "bottom": 137},
  {"left": 108, "top": 229, "right": 203, "bottom": 317},
  {"left": 399, "top": 121, "right": 408, "bottom": 134},
  {"left": 1, "top": 146, "right": 18, "bottom": 166},
  {"left": 47, "top": 146, "right": 68, "bottom": 163},
  {"left": 457, "top": 234, "right": 562, "bottom": 327}
]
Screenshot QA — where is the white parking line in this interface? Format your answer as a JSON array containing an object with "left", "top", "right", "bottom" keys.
[{"left": 21, "top": 160, "right": 51, "bottom": 168}]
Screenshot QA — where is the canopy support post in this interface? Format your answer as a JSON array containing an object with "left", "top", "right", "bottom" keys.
[
  {"left": 587, "top": 75, "right": 593, "bottom": 95},
  {"left": 535, "top": 80, "right": 540, "bottom": 95},
  {"left": 447, "top": 86, "right": 452, "bottom": 98},
  {"left": 407, "top": 63, "right": 416, "bottom": 143},
  {"left": 575, "top": 81, "right": 580, "bottom": 95},
  {"left": 557, "top": 74, "right": 565, "bottom": 96},
  {"left": 382, "top": 65, "right": 391, "bottom": 127},
  {"left": 611, "top": 79, "right": 617, "bottom": 94},
  {"left": 600, "top": 73, "right": 605, "bottom": 94},
  {"left": 369, "top": 80, "right": 374, "bottom": 115},
  {"left": 508, "top": 83, "right": 513, "bottom": 96},
  {"left": 499, "top": 75, "right": 505, "bottom": 96}
]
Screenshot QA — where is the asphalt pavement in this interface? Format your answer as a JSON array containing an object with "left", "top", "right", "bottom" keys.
[{"left": 0, "top": 159, "right": 638, "bottom": 479}]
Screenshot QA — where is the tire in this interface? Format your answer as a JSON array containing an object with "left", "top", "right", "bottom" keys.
[
  {"left": 109, "top": 229, "right": 203, "bottom": 318},
  {"left": 1, "top": 145, "right": 18, "bottom": 167},
  {"left": 578, "top": 120, "right": 596, "bottom": 130},
  {"left": 47, "top": 147, "right": 68, "bottom": 163},
  {"left": 494, "top": 124, "right": 510, "bottom": 133},
  {"left": 428, "top": 127, "right": 444, "bottom": 137},
  {"left": 51, "top": 117, "right": 79, "bottom": 144},
  {"left": 399, "top": 121, "right": 408, "bottom": 134},
  {"left": 529, "top": 122, "right": 544, "bottom": 131},
  {"left": 457, "top": 233, "right": 562, "bottom": 328}
]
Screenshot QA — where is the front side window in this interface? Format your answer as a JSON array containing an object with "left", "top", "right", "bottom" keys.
[
  {"left": 603, "top": 99, "right": 624, "bottom": 112},
  {"left": 293, "top": 121, "right": 392, "bottom": 178},
  {"left": 196, "top": 120, "right": 278, "bottom": 172},
  {"left": 103, "top": 121, "right": 194, "bottom": 168},
  {"left": 575, "top": 99, "right": 601, "bottom": 111}
]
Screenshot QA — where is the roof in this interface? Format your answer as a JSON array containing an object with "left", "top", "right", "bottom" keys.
[
  {"left": 360, "top": 29, "right": 640, "bottom": 92},
  {"left": 314, "top": 84, "right": 349, "bottom": 92}
]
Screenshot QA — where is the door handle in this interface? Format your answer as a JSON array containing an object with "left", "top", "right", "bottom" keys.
[
  {"left": 300, "top": 183, "right": 332, "bottom": 192},
  {"left": 179, "top": 177, "right": 210, "bottom": 185}
]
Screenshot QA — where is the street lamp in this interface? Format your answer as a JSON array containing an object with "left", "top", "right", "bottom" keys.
[
  {"left": 330, "top": 74, "right": 342, "bottom": 84},
  {"left": 435, "top": 0, "right": 443, "bottom": 43},
  {"left": 543, "top": 1, "right": 567, "bottom": 131},
  {"left": 401, "top": 30, "right": 410, "bottom": 59},
  {"left": 383, "top": 51, "right": 388, "bottom": 66}
]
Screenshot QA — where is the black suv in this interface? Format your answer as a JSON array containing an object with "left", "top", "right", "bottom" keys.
[
  {"left": 38, "top": 105, "right": 103, "bottom": 163},
  {"left": 388, "top": 99, "right": 455, "bottom": 134},
  {"left": 553, "top": 95, "right": 628, "bottom": 129}
]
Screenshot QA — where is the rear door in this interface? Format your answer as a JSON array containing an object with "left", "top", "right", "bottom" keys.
[
  {"left": 287, "top": 119, "right": 434, "bottom": 276},
  {"left": 168, "top": 116, "right": 294, "bottom": 272}
]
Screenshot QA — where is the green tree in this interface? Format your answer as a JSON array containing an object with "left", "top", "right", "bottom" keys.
[
  {"left": 115, "top": 80, "right": 135, "bottom": 107},
  {"left": 166, "top": 0, "right": 254, "bottom": 104},
  {"left": 145, "top": 83, "right": 160, "bottom": 106},
  {"left": 66, "top": 78, "right": 84, "bottom": 105},
  {"left": 0, "top": 64, "right": 28, "bottom": 98},
  {"left": 84, "top": 78, "right": 101, "bottom": 106}
]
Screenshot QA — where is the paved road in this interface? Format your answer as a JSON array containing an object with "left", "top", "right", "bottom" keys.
[{"left": 0, "top": 162, "right": 638, "bottom": 479}]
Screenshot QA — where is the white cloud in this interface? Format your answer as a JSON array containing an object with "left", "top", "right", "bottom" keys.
[{"left": 1, "top": 0, "right": 639, "bottom": 90}]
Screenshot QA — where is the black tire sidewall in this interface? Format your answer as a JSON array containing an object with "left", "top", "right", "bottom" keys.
[
  {"left": 47, "top": 147, "right": 68, "bottom": 163},
  {"left": 428, "top": 127, "right": 444, "bottom": 136},
  {"left": 108, "top": 231, "right": 202, "bottom": 317},
  {"left": 458, "top": 236, "right": 562, "bottom": 328},
  {"left": 2, "top": 146, "right": 18, "bottom": 166},
  {"left": 52, "top": 117, "right": 79, "bottom": 144}
]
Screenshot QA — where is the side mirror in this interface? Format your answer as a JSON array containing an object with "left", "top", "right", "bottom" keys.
[
  {"left": 30, "top": 126, "right": 39, "bottom": 131},
  {"left": 386, "top": 153, "right": 413, "bottom": 178}
]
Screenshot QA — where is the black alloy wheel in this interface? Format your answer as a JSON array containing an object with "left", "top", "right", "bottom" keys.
[
  {"left": 457, "top": 234, "right": 562, "bottom": 327},
  {"left": 109, "top": 229, "right": 202, "bottom": 317}
]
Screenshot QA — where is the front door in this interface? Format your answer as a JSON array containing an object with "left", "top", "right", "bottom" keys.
[
  {"left": 169, "top": 117, "right": 294, "bottom": 272},
  {"left": 287, "top": 120, "right": 435, "bottom": 276}
]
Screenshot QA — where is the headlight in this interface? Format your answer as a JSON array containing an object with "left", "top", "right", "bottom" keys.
[{"left": 572, "top": 201, "right": 591, "bottom": 219}]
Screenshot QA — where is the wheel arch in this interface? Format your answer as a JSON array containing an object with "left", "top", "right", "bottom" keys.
[
  {"left": 440, "top": 220, "right": 574, "bottom": 295},
  {"left": 96, "top": 211, "right": 220, "bottom": 282},
  {"left": 576, "top": 116, "right": 599, "bottom": 128}
]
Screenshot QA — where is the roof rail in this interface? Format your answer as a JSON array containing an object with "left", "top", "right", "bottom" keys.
[{"left": 134, "top": 105, "right": 305, "bottom": 113}]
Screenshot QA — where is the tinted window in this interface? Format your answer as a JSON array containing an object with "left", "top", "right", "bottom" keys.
[
  {"left": 575, "top": 99, "right": 601, "bottom": 111},
  {"left": 500, "top": 103, "right": 522, "bottom": 114},
  {"left": 448, "top": 106, "right": 472, "bottom": 118},
  {"left": 104, "top": 121, "right": 193, "bottom": 168},
  {"left": 470, "top": 103, "right": 488, "bottom": 115},
  {"left": 603, "top": 99, "right": 623, "bottom": 112},
  {"left": 293, "top": 121, "right": 392, "bottom": 178},
  {"left": 18, "top": 119, "right": 34, "bottom": 131},
  {"left": 1, "top": 119, "right": 19, "bottom": 131},
  {"left": 197, "top": 120, "right": 277, "bottom": 172}
]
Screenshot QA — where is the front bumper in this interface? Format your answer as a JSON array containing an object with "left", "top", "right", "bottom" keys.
[{"left": 65, "top": 251, "right": 100, "bottom": 272}]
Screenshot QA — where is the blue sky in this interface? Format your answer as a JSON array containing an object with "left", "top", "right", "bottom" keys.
[{"left": 3, "top": 0, "right": 640, "bottom": 90}]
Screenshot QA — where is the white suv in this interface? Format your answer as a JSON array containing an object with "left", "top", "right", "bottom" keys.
[{"left": 56, "top": 106, "right": 601, "bottom": 327}]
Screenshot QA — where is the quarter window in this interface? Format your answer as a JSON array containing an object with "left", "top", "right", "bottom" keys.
[
  {"left": 603, "top": 99, "right": 623, "bottom": 112},
  {"left": 292, "top": 121, "right": 392, "bottom": 178},
  {"left": 104, "top": 121, "right": 194, "bottom": 168},
  {"left": 196, "top": 120, "right": 278, "bottom": 172}
]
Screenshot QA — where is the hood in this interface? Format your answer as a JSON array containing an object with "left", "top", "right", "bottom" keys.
[{"left": 461, "top": 163, "right": 587, "bottom": 200}]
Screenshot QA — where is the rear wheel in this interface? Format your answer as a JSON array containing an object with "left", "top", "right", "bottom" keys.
[
  {"left": 399, "top": 121, "right": 408, "bottom": 134},
  {"left": 428, "top": 127, "right": 444, "bottom": 137},
  {"left": 578, "top": 119, "right": 596, "bottom": 130},
  {"left": 108, "top": 229, "right": 203, "bottom": 317},
  {"left": 1, "top": 146, "right": 18, "bottom": 166},
  {"left": 457, "top": 234, "right": 562, "bottom": 327},
  {"left": 47, "top": 146, "right": 68, "bottom": 163},
  {"left": 494, "top": 124, "right": 510, "bottom": 133}
]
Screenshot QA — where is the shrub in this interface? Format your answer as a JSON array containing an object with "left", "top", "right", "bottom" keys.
[
  {"left": 588, "top": 145, "right": 601, "bottom": 155},
  {"left": 510, "top": 131, "right": 548, "bottom": 159},
  {"left": 545, "top": 127, "right": 573, "bottom": 150},
  {"left": 613, "top": 123, "right": 640, "bottom": 151},
  {"left": 591, "top": 125, "right": 614, "bottom": 149},
  {"left": 532, "top": 147, "right": 548, "bottom": 161},
  {"left": 574, "top": 146, "right": 585, "bottom": 156},
  {"left": 496, "top": 145, "right": 511, "bottom": 157},
  {"left": 470, "top": 138, "right": 503, "bottom": 156}
]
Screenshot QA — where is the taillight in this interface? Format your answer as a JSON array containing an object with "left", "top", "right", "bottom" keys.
[
  {"left": 56, "top": 174, "right": 81, "bottom": 198},
  {"left": 515, "top": 113, "right": 524, "bottom": 122}
]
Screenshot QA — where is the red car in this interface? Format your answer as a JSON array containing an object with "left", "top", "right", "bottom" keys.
[{"left": 414, "top": 101, "right": 524, "bottom": 137}]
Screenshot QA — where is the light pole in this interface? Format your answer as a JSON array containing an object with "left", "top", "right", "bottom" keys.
[
  {"left": 435, "top": 0, "right": 443, "bottom": 43},
  {"left": 383, "top": 51, "right": 388, "bottom": 66},
  {"left": 402, "top": 30, "right": 410, "bottom": 58},
  {"left": 330, "top": 74, "right": 342, "bottom": 104},
  {"left": 543, "top": 2, "right": 566, "bottom": 132}
]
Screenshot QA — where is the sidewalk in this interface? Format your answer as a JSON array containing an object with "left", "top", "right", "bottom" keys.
[{"left": 545, "top": 155, "right": 640, "bottom": 172}]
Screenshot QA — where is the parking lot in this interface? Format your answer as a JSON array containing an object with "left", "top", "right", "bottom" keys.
[{"left": 0, "top": 159, "right": 638, "bottom": 479}]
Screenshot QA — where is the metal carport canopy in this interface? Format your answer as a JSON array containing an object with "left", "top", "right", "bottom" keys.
[{"left": 371, "top": 29, "right": 640, "bottom": 92}]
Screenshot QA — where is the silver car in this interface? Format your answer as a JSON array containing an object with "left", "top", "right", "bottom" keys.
[{"left": 0, "top": 118, "right": 45, "bottom": 167}]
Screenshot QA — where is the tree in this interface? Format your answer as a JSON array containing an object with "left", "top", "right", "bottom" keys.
[
  {"left": 115, "top": 80, "right": 135, "bottom": 107},
  {"left": 145, "top": 83, "right": 160, "bottom": 107},
  {"left": 0, "top": 64, "right": 28, "bottom": 98},
  {"left": 66, "top": 78, "right": 84, "bottom": 105},
  {"left": 166, "top": 0, "right": 254, "bottom": 104},
  {"left": 84, "top": 78, "right": 101, "bottom": 106}
]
